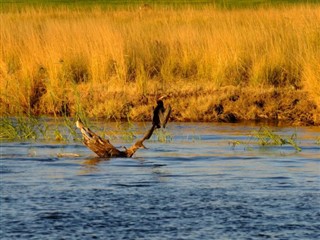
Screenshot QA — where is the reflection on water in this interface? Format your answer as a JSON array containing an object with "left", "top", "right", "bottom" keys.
[
  {"left": 80, "top": 157, "right": 108, "bottom": 174},
  {"left": 1, "top": 123, "right": 319, "bottom": 239}
]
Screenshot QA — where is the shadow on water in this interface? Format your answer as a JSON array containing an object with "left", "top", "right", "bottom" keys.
[{"left": 1, "top": 122, "right": 319, "bottom": 239}]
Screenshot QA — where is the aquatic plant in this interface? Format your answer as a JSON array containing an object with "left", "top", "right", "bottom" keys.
[
  {"left": 54, "top": 128, "right": 65, "bottom": 142},
  {"left": 0, "top": 117, "right": 19, "bottom": 140},
  {"left": 121, "top": 129, "right": 136, "bottom": 142},
  {"left": 0, "top": 116, "right": 40, "bottom": 140},
  {"left": 0, "top": 114, "right": 173, "bottom": 144},
  {"left": 153, "top": 129, "right": 173, "bottom": 143},
  {"left": 230, "top": 127, "right": 302, "bottom": 152},
  {"left": 0, "top": 115, "right": 84, "bottom": 142},
  {"left": 63, "top": 116, "right": 82, "bottom": 141},
  {"left": 251, "top": 127, "right": 301, "bottom": 151},
  {"left": 229, "top": 140, "right": 242, "bottom": 150}
]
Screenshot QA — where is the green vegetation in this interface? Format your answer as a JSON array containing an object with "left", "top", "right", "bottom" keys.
[
  {"left": 252, "top": 127, "right": 301, "bottom": 151},
  {"left": 230, "top": 127, "right": 302, "bottom": 152},
  {"left": 154, "top": 128, "right": 173, "bottom": 143},
  {"left": 0, "top": 115, "right": 315, "bottom": 153},
  {"left": 0, "top": 116, "right": 173, "bottom": 143},
  {"left": 0, "top": 116, "right": 42, "bottom": 140},
  {"left": 0, "top": 116, "right": 76, "bottom": 141},
  {"left": 1, "top": 0, "right": 319, "bottom": 10}
]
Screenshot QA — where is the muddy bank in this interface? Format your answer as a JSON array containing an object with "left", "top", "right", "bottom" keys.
[
  {"left": 124, "top": 87, "right": 319, "bottom": 126},
  {"left": 2, "top": 86, "right": 318, "bottom": 126}
]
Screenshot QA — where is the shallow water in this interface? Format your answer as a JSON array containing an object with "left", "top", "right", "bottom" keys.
[{"left": 1, "top": 123, "right": 319, "bottom": 239}]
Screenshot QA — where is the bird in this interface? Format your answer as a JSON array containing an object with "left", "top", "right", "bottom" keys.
[
  {"left": 153, "top": 95, "right": 171, "bottom": 128},
  {"left": 76, "top": 97, "right": 171, "bottom": 158}
]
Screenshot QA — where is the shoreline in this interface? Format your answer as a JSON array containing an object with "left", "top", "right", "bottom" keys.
[
  {"left": 1, "top": 6, "right": 319, "bottom": 126},
  {"left": 1, "top": 87, "right": 319, "bottom": 126}
]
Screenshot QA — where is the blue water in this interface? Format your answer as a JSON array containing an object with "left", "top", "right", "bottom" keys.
[{"left": 1, "top": 123, "right": 320, "bottom": 239}]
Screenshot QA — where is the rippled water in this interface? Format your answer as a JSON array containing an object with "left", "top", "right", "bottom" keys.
[{"left": 1, "top": 123, "right": 319, "bottom": 239}]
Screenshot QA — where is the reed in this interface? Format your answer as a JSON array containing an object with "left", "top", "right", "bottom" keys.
[
  {"left": 0, "top": 117, "right": 19, "bottom": 140},
  {"left": 0, "top": 115, "right": 172, "bottom": 143},
  {"left": 0, "top": 4, "right": 319, "bottom": 123},
  {"left": 230, "top": 127, "right": 302, "bottom": 152},
  {"left": 153, "top": 129, "right": 173, "bottom": 143},
  {"left": 251, "top": 127, "right": 301, "bottom": 151},
  {"left": 0, "top": 116, "right": 40, "bottom": 140},
  {"left": 0, "top": 115, "right": 80, "bottom": 141}
]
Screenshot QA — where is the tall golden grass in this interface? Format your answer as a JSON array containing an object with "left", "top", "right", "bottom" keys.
[{"left": 1, "top": 5, "right": 319, "bottom": 121}]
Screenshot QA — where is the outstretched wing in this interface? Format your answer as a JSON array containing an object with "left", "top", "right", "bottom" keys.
[
  {"left": 160, "top": 104, "right": 171, "bottom": 128},
  {"left": 76, "top": 120, "right": 121, "bottom": 157}
]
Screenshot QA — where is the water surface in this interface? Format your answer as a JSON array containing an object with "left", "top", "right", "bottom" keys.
[{"left": 1, "top": 123, "right": 319, "bottom": 239}]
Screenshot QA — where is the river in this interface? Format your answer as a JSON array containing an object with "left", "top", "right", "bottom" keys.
[{"left": 1, "top": 122, "right": 319, "bottom": 239}]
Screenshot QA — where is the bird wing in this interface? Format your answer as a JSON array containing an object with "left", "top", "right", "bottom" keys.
[{"left": 160, "top": 104, "right": 171, "bottom": 128}]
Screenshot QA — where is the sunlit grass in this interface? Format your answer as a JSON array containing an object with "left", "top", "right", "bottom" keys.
[{"left": 0, "top": 4, "right": 319, "bottom": 122}]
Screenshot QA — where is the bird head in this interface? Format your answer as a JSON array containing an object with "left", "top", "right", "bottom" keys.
[{"left": 156, "top": 99, "right": 164, "bottom": 107}]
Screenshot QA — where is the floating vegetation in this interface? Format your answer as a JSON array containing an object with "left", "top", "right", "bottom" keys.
[
  {"left": 0, "top": 116, "right": 174, "bottom": 145},
  {"left": 229, "top": 140, "right": 242, "bottom": 150},
  {"left": 0, "top": 116, "right": 41, "bottom": 140},
  {"left": 254, "top": 127, "right": 301, "bottom": 152},
  {"left": 54, "top": 128, "right": 65, "bottom": 142},
  {"left": 230, "top": 127, "right": 302, "bottom": 152},
  {"left": 0, "top": 116, "right": 79, "bottom": 142},
  {"left": 153, "top": 129, "right": 173, "bottom": 143}
]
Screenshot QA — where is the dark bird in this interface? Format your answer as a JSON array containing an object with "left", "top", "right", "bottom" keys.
[
  {"left": 76, "top": 98, "right": 171, "bottom": 158},
  {"left": 153, "top": 96, "right": 171, "bottom": 128}
]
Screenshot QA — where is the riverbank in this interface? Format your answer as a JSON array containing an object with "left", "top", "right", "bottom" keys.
[
  {"left": 73, "top": 86, "right": 319, "bottom": 126},
  {"left": 1, "top": 5, "right": 319, "bottom": 125}
]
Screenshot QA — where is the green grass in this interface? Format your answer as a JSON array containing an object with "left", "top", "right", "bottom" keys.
[
  {"left": 153, "top": 128, "right": 173, "bottom": 143},
  {"left": 0, "top": 116, "right": 173, "bottom": 143},
  {"left": 0, "top": 116, "right": 42, "bottom": 140},
  {"left": 0, "top": 116, "right": 80, "bottom": 141},
  {"left": 1, "top": 0, "right": 319, "bottom": 10},
  {"left": 252, "top": 127, "right": 301, "bottom": 152},
  {"left": 230, "top": 127, "right": 302, "bottom": 152}
]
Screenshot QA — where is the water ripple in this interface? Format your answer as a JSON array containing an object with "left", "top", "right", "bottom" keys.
[{"left": 1, "top": 123, "right": 319, "bottom": 239}]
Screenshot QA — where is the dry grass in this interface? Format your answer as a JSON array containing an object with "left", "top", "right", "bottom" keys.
[{"left": 0, "top": 5, "right": 319, "bottom": 124}]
